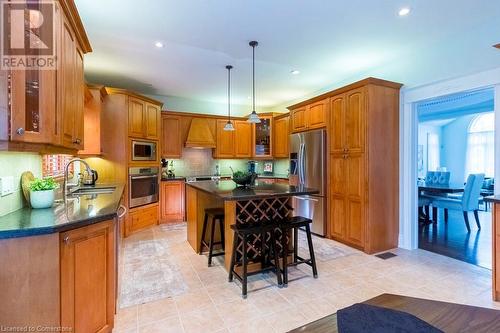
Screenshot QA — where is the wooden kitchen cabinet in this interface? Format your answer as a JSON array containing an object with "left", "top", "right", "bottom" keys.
[
  {"left": 161, "top": 115, "right": 182, "bottom": 158},
  {"left": 126, "top": 203, "right": 159, "bottom": 236},
  {"left": 253, "top": 116, "right": 273, "bottom": 158},
  {"left": 160, "top": 181, "right": 185, "bottom": 222},
  {"left": 145, "top": 103, "right": 161, "bottom": 139},
  {"left": 0, "top": 0, "right": 91, "bottom": 152},
  {"left": 234, "top": 120, "right": 252, "bottom": 158},
  {"left": 214, "top": 119, "right": 252, "bottom": 158},
  {"left": 326, "top": 81, "right": 399, "bottom": 253},
  {"left": 290, "top": 106, "right": 307, "bottom": 132},
  {"left": 128, "top": 97, "right": 146, "bottom": 138},
  {"left": 290, "top": 99, "right": 328, "bottom": 133},
  {"left": 289, "top": 78, "right": 401, "bottom": 254},
  {"left": 215, "top": 119, "right": 235, "bottom": 158},
  {"left": 60, "top": 219, "right": 115, "bottom": 333},
  {"left": 128, "top": 98, "right": 161, "bottom": 140},
  {"left": 273, "top": 115, "right": 289, "bottom": 158}
]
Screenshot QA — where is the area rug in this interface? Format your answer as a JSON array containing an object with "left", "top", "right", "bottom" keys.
[{"left": 119, "top": 234, "right": 188, "bottom": 308}]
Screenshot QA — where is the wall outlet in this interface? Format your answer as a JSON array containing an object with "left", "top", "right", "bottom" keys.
[{"left": 0, "top": 176, "right": 14, "bottom": 196}]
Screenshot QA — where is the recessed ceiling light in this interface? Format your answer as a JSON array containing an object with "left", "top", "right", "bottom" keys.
[
  {"left": 155, "top": 41, "right": 164, "bottom": 48},
  {"left": 290, "top": 70, "right": 300, "bottom": 75},
  {"left": 398, "top": 7, "right": 411, "bottom": 16}
]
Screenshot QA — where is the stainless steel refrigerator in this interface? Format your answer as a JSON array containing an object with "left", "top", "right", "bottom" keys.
[{"left": 289, "top": 129, "right": 326, "bottom": 236}]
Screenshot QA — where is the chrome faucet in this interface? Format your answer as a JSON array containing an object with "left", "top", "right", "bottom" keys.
[{"left": 63, "top": 158, "right": 92, "bottom": 196}]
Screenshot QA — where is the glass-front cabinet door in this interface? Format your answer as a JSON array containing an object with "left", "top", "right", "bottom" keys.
[
  {"left": 253, "top": 116, "right": 272, "bottom": 158},
  {"left": 9, "top": 68, "right": 56, "bottom": 143}
]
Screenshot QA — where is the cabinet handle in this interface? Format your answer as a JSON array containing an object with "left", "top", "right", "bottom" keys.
[
  {"left": 16, "top": 128, "right": 25, "bottom": 135},
  {"left": 63, "top": 236, "right": 70, "bottom": 245},
  {"left": 117, "top": 205, "right": 127, "bottom": 218},
  {"left": 73, "top": 138, "right": 81, "bottom": 144}
]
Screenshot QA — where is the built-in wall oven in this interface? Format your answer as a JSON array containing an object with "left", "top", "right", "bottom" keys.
[
  {"left": 129, "top": 167, "right": 159, "bottom": 208},
  {"left": 131, "top": 140, "right": 157, "bottom": 161}
]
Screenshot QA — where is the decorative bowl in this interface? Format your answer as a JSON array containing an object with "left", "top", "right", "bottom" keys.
[{"left": 232, "top": 172, "right": 257, "bottom": 187}]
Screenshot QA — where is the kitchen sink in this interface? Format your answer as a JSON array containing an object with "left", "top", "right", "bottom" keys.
[{"left": 69, "top": 186, "right": 116, "bottom": 196}]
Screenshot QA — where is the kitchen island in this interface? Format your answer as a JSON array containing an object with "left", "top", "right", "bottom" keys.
[{"left": 185, "top": 180, "right": 318, "bottom": 270}]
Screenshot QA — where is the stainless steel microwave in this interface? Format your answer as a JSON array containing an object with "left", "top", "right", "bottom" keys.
[{"left": 131, "top": 140, "right": 157, "bottom": 161}]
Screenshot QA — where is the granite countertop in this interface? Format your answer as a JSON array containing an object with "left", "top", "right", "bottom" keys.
[
  {"left": 186, "top": 180, "right": 317, "bottom": 201},
  {"left": 0, "top": 183, "right": 125, "bottom": 239},
  {"left": 485, "top": 195, "right": 500, "bottom": 203}
]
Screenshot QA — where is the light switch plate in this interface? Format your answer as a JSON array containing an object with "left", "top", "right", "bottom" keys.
[{"left": 0, "top": 176, "right": 14, "bottom": 196}]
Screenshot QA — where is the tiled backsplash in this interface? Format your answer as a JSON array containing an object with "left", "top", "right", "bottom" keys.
[
  {"left": 0, "top": 152, "right": 42, "bottom": 217},
  {"left": 166, "top": 148, "right": 289, "bottom": 177}
]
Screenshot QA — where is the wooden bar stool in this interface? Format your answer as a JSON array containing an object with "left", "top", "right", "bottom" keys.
[
  {"left": 228, "top": 222, "right": 283, "bottom": 298},
  {"left": 199, "top": 207, "right": 225, "bottom": 266},
  {"left": 279, "top": 216, "right": 318, "bottom": 286}
]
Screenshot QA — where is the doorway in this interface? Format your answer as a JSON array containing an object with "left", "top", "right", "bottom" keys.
[{"left": 416, "top": 89, "right": 494, "bottom": 269}]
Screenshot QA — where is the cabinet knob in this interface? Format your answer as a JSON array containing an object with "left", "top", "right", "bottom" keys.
[
  {"left": 63, "top": 236, "right": 70, "bottom": 245},
  {"left": 16, "top": 128, "right": 25, "bottom": 135},
  {"left": 73, "top": 138, "right": 81, "bottom": 144}
]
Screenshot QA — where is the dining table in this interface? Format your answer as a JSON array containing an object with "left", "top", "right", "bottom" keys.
[{"left": 418, "top": 182, "right": 465, "bottom": 224}]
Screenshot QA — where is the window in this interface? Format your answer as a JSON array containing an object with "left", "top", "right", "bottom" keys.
[
  {"left": 427, "top": 133, "right": 440, "bottom": 173},
  {"left": 466, "top": 112, "right": 494, "bottom": 178},
  {"left": 42, "top": 155, "right": 74, "bottom": 177}
]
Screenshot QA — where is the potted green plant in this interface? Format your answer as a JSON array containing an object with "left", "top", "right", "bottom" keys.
[{"left": 29, "top": 177, "right": 59, "bottom": 209}]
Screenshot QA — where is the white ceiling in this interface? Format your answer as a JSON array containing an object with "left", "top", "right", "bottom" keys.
[{"left": 75, "top": 0, "right": 500, "bottom": 115}]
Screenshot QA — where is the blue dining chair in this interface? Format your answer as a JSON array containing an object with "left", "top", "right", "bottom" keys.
[{"left": 431, "top": 174, "right": 485, "bottom": 232}]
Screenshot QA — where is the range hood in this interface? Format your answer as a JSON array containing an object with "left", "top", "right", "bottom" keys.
[{"left": 185, "top": 118, "right": 216, "bottom": 148}]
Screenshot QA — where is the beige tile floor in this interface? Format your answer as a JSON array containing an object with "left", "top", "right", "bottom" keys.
[{"left": 114, "top": 223, "right": 499, "bottom": 333}]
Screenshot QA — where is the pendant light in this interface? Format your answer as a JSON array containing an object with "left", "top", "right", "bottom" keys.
[
  {"left": 247, "top": 40, "right": 261, "bottom": 123},
  {"left": 223, "top": 65, "right": 235, "bottom": 131}
]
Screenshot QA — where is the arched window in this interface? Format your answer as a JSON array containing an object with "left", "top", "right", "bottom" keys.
[{"left": 465, "top": 112, "right": 494, "bottom": 178}]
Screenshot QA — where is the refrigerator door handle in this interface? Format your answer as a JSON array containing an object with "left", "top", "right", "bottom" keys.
[
  {"left": 293, "top": 196, "right": 319, "bottom": 202},
  {"left": 299, "top": 143, "right": 306, "bottom": 184}
]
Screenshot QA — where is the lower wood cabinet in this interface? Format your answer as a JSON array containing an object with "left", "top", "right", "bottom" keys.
[
  {"left": 60, "top": 220, "right": 115, "bottom": 333},
  {"left": 0, "top": 219, "right": 116, "bottom": 332},
  {"left": 160, "top": 181, "right": 185, "bottom": 222},
  {"left": 126, "top": 203, "right": 159, "bottom": 236}
]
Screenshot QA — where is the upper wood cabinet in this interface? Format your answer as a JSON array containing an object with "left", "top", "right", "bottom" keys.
[
  {"left": 160, "top": 181, "right": 185, "bottom": 222},
  {"left": 128, "top": 97, "right": 145, "bottom": 138},
  {"left": 9, "top": 69, "right": 56, "bottom": 144},
  {"left": 214, "top": 119, "right": 252, "bottom": 158},
  {"left": 60, "top": 219, "right": 115, "bottom": 333},
  {"left": 235, "top": 121, "right": 252, "bottom": 158},
  {"left": 161, "top": 115, "right": 182, "bottom": 158},
  {"left": 145, "top": 103, "right": 161, "bottom": 139},
  {"left": 0, "top": 0, "right": 91, "bottom": 152},
  {"left": 215, "top": 119, "right": 235, "bottom": 158},
  {"left": 307, "top": 99, "right": 328, "bottom": 129},
  {"left": 290, "top": 98, "right": 328, "bottom": 133},
  {"left": 128, "top": 98, "right": 161, "bottom": 140},
  {"left": 290, "top": 106, "right": 307, "bottom": 132},
  {"left": 253, "top": 116, "right": 272, "bottom": 158},
  {"left": 273, "top": 115, "right": 289, "bottom": 158}
]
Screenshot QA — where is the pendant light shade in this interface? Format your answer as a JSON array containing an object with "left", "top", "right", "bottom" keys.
[
  {"left": 223, "top": 65, "right": 235, "bottom": 131},
  {"left": 247, "top": 41, "right": 261, "bottom": 123}
]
